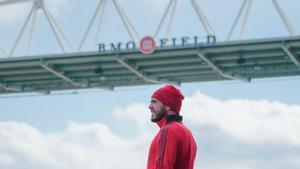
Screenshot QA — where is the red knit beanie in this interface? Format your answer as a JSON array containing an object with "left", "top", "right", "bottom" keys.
[{"left": 151, "top": 85, "right": 185, "bottom": 114}]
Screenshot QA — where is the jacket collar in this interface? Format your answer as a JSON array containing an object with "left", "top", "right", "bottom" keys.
[{"left": 156, "top": 115, "right": 183, "bottom": 128}]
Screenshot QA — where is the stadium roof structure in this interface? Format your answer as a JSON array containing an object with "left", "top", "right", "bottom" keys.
[{"left": 0, "top": 36, "right": 300, "bottom": 94}]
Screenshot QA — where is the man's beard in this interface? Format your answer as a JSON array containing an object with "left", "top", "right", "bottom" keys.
[{"left": 151, "top": 106, "right": 167, "bottom": 122}]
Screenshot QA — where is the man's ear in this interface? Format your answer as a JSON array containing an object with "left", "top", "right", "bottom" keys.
[{"left": 165, "top": 106, "right": 171, "bottom": 111}]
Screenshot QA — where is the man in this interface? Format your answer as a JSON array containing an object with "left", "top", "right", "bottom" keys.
[{"left": 147, "top": 85, "right": 197, "bottom": 169}]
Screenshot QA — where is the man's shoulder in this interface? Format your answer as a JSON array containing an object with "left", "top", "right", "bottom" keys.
[
  {"left": 162, "top": 122, "right": 187, "bottom": 135},
  {"left": 166, "top": 121, "right": 185, "bottom": 128}
]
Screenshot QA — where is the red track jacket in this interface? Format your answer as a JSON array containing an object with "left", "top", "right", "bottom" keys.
[{"left": 147, "top": 115, "right": 197, "bottom": 169}]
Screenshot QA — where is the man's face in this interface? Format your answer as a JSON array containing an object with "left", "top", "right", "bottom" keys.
[{"left": 148, "top": 98, "right": 167, "bottom": 122}]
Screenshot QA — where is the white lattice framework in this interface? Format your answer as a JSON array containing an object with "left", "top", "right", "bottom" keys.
[{"left": 0, "top": 0, "right": 298, "bottom": 57}]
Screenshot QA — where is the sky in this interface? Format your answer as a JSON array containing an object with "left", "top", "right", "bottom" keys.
[{"left": 0, "top": 0, "right": 300, "bottom": 169}]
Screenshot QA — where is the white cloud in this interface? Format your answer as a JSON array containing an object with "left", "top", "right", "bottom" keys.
[
  {"left": 113, "top": 103, "right": 156, "bottom": 136},
  {"left": 0, "top": 91, "right": 300, "bottom": 169},
  {"left": 0, "top": 153, "right": 15, "bottom": 167},
  {"left": 182, "top": 91, "right": 300, "bottom": 145},
  {"left": 0, "top": 121, "right": 149, "bottom": 169}
]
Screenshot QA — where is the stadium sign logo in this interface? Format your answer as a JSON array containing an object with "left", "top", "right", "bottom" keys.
[
  {"left": 98, "top": 35, "right": 216, "bottom": 54},
  {"left": 139, "top": 36, "right": 156, "bottom": 54}
]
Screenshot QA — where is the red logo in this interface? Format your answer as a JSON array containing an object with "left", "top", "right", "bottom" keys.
[{"left": 139, "top": 36, "right": 156, "bottom": 54}]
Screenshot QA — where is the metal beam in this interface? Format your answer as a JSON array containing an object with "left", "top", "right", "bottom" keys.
[
  {"left": 112, "top": 0, "right": 140, "bottom": 41},
  {"left": 9, "top": 5, "right": 36, "bottom": 57},
  {"left": 45, "top": 8, "right": 76, "bottom": 51},
  {"left": 282, "top": 46, "right": 300, "bottom": 68},
  {"left": 40, "top": 62, "right": 87, "bottom": 87},
  {"left": 196, "top": 52, "right": 250, "bottom": 82},
  {"left": 0, "top": 82, "right": 21, "bottom": 92},
  {"left": 227, "top": 0, "right": 248, "bottom": 40},
  {"left": 42, "top": 8, "right": 66, "bottom": 53},
  {"left": 78, "top": 0, "right": 106, "bottom": 52},
  {"left": 239, "top": 0, "right": 252, "bottom": 39},
  {"left": 190, "top": 0, "right": 216, "bottom": 36},
  {"left": 166, "top": 0, "right": 177, "bottom": 39},
  {"left": 0, "top": 45, "right": 8, "bottom": 56},
  {"left": 154, "top": 0, "right": 174, "bottom": 38},
  {"left": 26, "top": 7, "right": 38, "bottom": 55},
  {"left": 116, "top": 58, "right": 177, "bottom": 85},
  {"left": 1, "top": 36, "right": 300, "bottom": 95},
  {"left": 7, "top": 0, "right": 72, "bottom": 56},
  {"left": 116, "top": 58, "right": 160, "bottom": 84},
  {"left": 94, "top": 0, "right": 107, "bottom": 50},
  {"left": 272, "top": 0, "right": 296, "bottom": 36}
]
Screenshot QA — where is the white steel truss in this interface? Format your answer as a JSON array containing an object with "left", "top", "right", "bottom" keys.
[
  {"left": 0, "top": 0, "right": 298, "bottom": 58},
  {"left": 6, "top": 0, "right": 75, "bottom": 57},
  {"left": 227, "top": 0, "right": 297, "bottom": 40},
  {"left": 154, "top": 0, "right": 216, "bottom": 39},
  {"left": 78, "top": 0, "right": 140, "bottom": 52},
  {"left": 272, "top": 0, "right": 296, "bottom": 36}
]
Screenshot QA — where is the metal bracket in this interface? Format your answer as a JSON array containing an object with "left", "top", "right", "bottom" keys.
[
  {"left": 116, "top": 58, "right": 160, "bottom": 84},
  {"left": 116, "top": 58, "right": 178, "bottom": 85},
  {"left": 40, "top": 61, "right": 87, "bottom": 88},
  {"left": 0, "top": 81, "right": 21, "bottom": 92},
  {"left": 196, "top": 52, "right": 251, "bottom": 82},
  {"left": 282, "top": 46, "right": 300, "bottom": 68}
]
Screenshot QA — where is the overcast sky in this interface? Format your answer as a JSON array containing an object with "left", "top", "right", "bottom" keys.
[{"left": 0, "top": 0, "right": 300, "bottom": 169}]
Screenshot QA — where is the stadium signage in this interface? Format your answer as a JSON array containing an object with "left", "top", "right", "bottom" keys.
[{"left": 98, "top": 35, "right": 216, "bottom": 54}]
